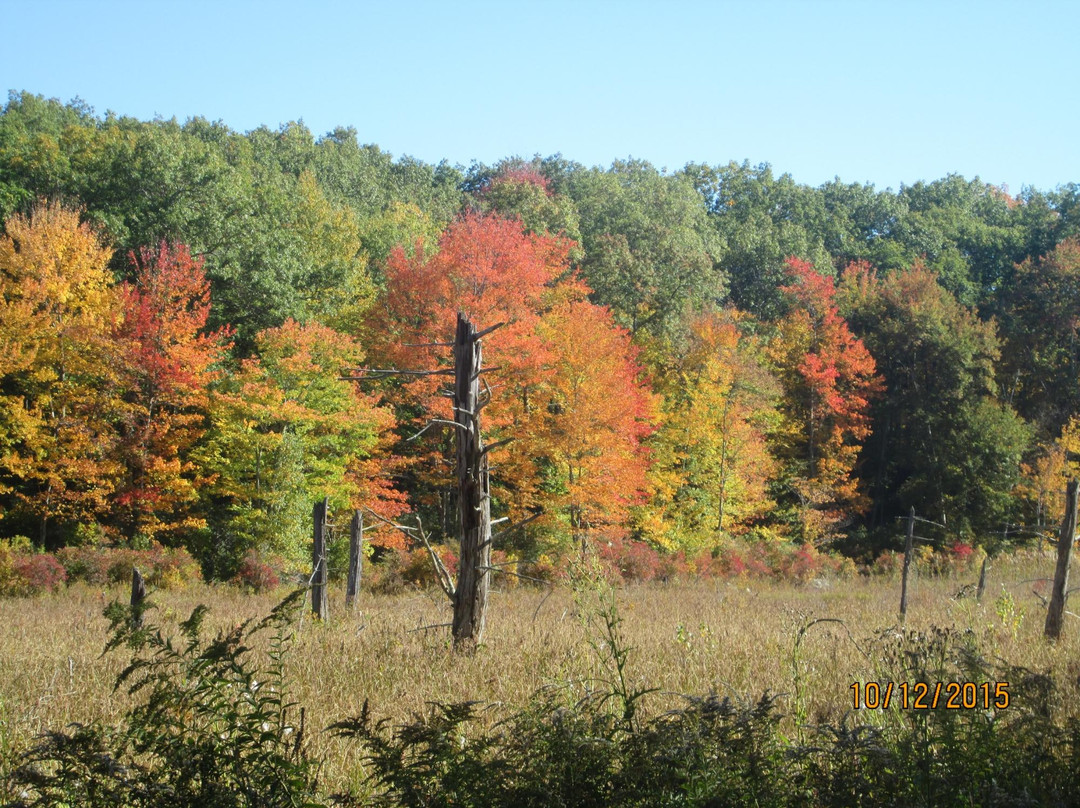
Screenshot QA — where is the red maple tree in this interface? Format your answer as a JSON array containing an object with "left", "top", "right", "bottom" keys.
[{"left": 111, "top": 242, "right": 232, "bottom": 542}]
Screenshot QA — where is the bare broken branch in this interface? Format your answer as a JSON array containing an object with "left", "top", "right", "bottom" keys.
[
  {"left": 360, "top": 507, "right": 417, "bottom": 538},
  {"left": 362, "top": 506, "right": 456, "bottom": 601},
  {"left": 407, "top": 419, "right": 469, "bottom": 441},
  {"left": 481, "top": 438, "right": 514, "bottom": 456},
  {"left": 340, "top": 367, "right": 455, "bottom": 380},
  {"left": 472, "top": 321, "right": 507, "bottom": 340},
  {"left": 414, "top": 514, "right": 457, "bottom": 601},
  {"left": 408, "top": 622, "right": 455, "bottom": 633},
  {"left": 476, "top": 565, "right": 553, "bottom": 586},
  {"left": 478, "top": 376, "right": 494, "bottom": 410},
  {"left": 491, "top": 511, "right": 543, "bottom": 543},
  {"left": 894, "top": 514, "right": 948, "bottom": 529}
]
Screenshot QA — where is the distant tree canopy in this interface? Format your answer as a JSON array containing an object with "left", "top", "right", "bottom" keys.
[{"left": 1, "top": 90, "right": 1078, "bottom": 573}]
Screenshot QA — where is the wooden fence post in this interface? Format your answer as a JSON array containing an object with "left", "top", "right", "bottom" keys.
[
  {"left": 900, "top": 506, "right": 915, "bottom": 619},
  {"left": 1045, "top": 479, "right": 1078, "bottom": 640},
  {"left": 131, "top": 567, "right": 146, "bottom": 628},
  {"left": 976, "top": 555, "right": 989, "bottom": 602},
  {"left": 312, "top": 498, "right": 329, "bottom": 621},
  {"left": 346, "top": 509, "right": 363, "bottom": 610}
]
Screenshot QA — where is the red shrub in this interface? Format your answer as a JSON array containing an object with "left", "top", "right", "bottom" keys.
[
  {"left": 692, "top": 541, "right": 847, "bottom": 583},
  {"left": 779, "top": 543, "right": 827, "bottom": 582},
  {"left": 599, "top": 536, "right": 666, "bottom": 582},
  {"left": 741, "top": 543, "right": 775, "bottom": 577},
  {"left": 718, "top": 550, "right": 747, "bottom": 577},
  {"left": 55, "top": 546, "right": 112, "bottom": 585},
  {"left": 400, "top": 545, "right": 458, "bottom": 589},
  {"left": 518, "top": 557, "right": 562, "bottom": 585},
  {"left": 870, "top": 550, "right": 903, "bottom": 576},
  {"left": 55, "top": 543, "right": 201, "bottom": 590},
  {"left": 950, "top": 541, "right": 975, "bottom": 563},
  {"left": 147, "top": 545, "right": 202, "bottom": 590},
  {"left": 9, "top": 554, "right": 67, "bottom": 595},
  {"left": 232, "top": 550, "right": 279, "bottom": 593},
  {"left": 490, "top": 549, "right": 520, "bottom": 589}
]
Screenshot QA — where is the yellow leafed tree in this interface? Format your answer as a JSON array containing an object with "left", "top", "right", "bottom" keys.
[
  {"left": 644, "top": 310, "right": 780, "bottom": 552},
  {"left": 0, "top": 203, "right": 121, "bottom": 544}
]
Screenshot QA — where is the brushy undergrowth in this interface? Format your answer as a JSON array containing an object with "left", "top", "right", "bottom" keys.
[
  {"left": 332, "top": 573, "right": 1080, "bottom": 808},
  {"left": 335, "top": 654, "right": 1080, "bottom": 807},
  {"left": 0, "top": 540, "right": 203, "bottom": 595},
  {"left": 4, "top": 572, "right": 1080, "bottom": 807},
  {"left": 4, "top": 590, "right": 320, "bottom": 807}
]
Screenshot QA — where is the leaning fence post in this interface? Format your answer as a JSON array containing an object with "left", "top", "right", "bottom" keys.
[
  {"left": 976, "top": 555, "right": 989, "bottom": 602},
  {"left": 1045, "top": 479, "right": 1079, "bottom": 640},
  {"left": 312, "top": 498, "right": 329, "bottom": 621},
  {"left": 900, "top": 506, "right": 915, "bottom": 620},
  {"left": 345, "top": 509, "right": 363, "bottom": 610}
]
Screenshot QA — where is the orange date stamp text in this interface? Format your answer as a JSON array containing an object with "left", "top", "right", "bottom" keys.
[{"left": 850, "top": 681, "right": 1010, "bottom": 710}]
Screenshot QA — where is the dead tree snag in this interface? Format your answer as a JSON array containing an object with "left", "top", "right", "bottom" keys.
[{"left": 451, "top": 313, "right": 492, "bottom": 650}]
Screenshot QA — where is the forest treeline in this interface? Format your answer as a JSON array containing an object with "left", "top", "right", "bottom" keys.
[{"left": 2, "top": 90, "right": 1080, "bottom": 579}]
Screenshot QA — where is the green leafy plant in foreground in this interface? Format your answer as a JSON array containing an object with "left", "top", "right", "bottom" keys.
[
  {"left": 5, "top": 589, "right": 320, "bottom": 808},
  {"left": 333, "top": 610, "right": 1080, "bottom": 807}
]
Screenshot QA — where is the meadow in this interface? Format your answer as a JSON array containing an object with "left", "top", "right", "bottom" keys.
[{"left": 2, "top": 549, "right": 1079, "bottom": 804}]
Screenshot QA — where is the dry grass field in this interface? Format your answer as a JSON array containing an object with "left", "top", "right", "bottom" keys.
[{"left": 1, "top": 551, "right": 1078, "bottom": 796}]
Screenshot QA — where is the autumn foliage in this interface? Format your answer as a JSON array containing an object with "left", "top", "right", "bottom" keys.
[
  {"left": 0, "top": 203, "right": 121, "bottom": 543},
  {"left": 646, "top": 309, "right": 779, "bottom": 551},
  {"left": 195, "top": 319, "right": 403, "bottom": 567},
  {"left": 771, "top": 258, "right": 882, "bottom": 540},
  {"left": 374, "top": 212, "right": 652, "bottom": 556},
  {"left": 529, "top": 300, "right": 654, "bottom": 548},
  {"left": 0, "top": 204, "right": 401, "bottom": 570},
  {"left": 0, "top": 179, "right": 1059, "bottom": 580},
  {"left": 5, "top": 98, "right": 1078, "bottom": 579},
  {"left": 112, "top": 243, "right": 230, "bottom": 542}
]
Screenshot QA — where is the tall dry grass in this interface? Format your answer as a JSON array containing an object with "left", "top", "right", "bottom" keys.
[{"left": 1, "top": 550, "right": 1076, "bottom": 795}]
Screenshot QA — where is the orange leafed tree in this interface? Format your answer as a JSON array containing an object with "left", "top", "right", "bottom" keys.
[
  {"left": 373, "top": 212, "right": 652, "bottom": 554},
  {"left": 771, "top": 257, "right": 882, "bottom": 541},
  {"left": 1018, "top": 440, "right": 1069, "bottom": 530},
  {"left": 529, "top": 300, "right": 654, "bottom": 554},
  {"left": 377, "top": 210, "right": 580, "bottom": 392},
  {"left": 375, "top": 215, "right": 571, "bottom": 443}
]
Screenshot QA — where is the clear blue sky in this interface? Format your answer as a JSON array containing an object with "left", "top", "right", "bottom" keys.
[{"left": 2, "top": 0, "right": 1077, "bottom": 192}]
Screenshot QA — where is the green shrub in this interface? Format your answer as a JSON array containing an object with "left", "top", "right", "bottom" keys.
[
  {"left": 332, "top": 612, "right": 1080, "bottom": 808},
  {"left": 7, "top": 590, "right": 320, "bottom": 807}
]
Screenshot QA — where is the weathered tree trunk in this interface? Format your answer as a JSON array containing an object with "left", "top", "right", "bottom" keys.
[
  {"left": 899, "top": 506, "right": 914, "bottom": 620},
  {"left": 346, "top": 509, "right": 363, "bottom": 610},
  {"left": 451, "top": 314, "right": 492, "bottom": 651},
  {"left": 312, "top": 498, "right": 329, "bottom": 621},
  {"left": 1045, "top": 479, "right": 1078, "bottom": 640}
]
